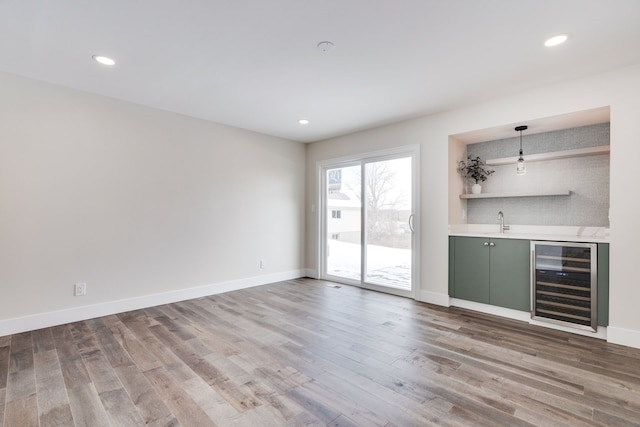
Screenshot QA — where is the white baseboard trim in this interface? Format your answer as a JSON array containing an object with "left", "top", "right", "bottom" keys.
[
  {"left": 528, "top": 319, "right": 607, "bottom": 340},
  {"left": 418, "top": 291, "right": 450, "bottom": 307},
  {"left": 450, "top": 298, "right": 531, "bottom": 322},
  {"left": 607, "top": 326, "right": 640, "bottom": 349},
  {"left": 303, "top": 268, "right": 318, "bottom": 279},
  {"left": 450, "top": 298, "right": 610, "bottom": 340},
  {"left": 0, "top": 269, "right": 306, "bottom": 337}
]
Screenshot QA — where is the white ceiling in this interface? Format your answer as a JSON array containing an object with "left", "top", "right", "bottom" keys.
[{"left": 1, "top": 1, "right": 639, "bottom": 143}]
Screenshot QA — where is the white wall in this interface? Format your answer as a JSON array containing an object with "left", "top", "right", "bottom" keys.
[
  {"left": 306, "top": 64, "right": 640, "bottom": 348},
  {"left": 0, "top": 72, "right": 306, "bottom": 334}
]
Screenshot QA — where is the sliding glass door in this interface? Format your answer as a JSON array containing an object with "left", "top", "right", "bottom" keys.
[
  {"left": 325, "top": 164, "right": 362, "bottom": 281},
  {"left": 364, "top": 157, "right": 413, "bottom": 290},
  {"left": 321, "top": 148, "right": 419, "bottom": 298}
]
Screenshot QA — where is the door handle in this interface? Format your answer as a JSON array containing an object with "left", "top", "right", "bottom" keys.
[
  {"left": 484, "top": 242, "right": 489, "bottom": 246},
  {"left": 408, "top": 214, "right": 415, "bottom": 233},
  {"left": 490, "top": 242, "right": 495, "bottom": 247}
]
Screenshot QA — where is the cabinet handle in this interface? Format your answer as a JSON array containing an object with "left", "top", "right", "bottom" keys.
[
  {"left": 490, "top": 242, "right": 495, "bottom": 247},
  {"left": 484, "top": 242, "right": 489, "bottom": 246}
]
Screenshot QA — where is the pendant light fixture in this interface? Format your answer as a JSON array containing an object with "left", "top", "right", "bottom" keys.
[{"left": 515, "top": 125, "right": 528, "bottom": 175}]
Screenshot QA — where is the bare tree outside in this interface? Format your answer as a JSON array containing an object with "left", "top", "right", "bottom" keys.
[{"left": 345, "top": 159, "right": 411, "bottom": 248}]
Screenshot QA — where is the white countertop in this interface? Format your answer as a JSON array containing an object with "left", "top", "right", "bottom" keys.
[{"left": 449, "top": 224, "right": 609, "bottom": 243}]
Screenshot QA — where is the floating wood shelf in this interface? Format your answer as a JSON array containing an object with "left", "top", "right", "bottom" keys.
[
  {"left": 460, "top": 190, "right": 571, "bottom": 199},
  {"left": 485, "top": 146, "right": 609, "bottom": 166}
]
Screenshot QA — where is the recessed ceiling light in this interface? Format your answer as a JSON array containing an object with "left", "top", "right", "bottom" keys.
[
  {"left": 316, "top": 41, "right": 335, "bottom": 53},
  {"left": 544, "top": 34, "right": 569, "bottom": 47},
  {"left": 92, "top": 55, "right": 116, "bottom": 66},
  {"left": 298, "top": 119, "right": 310, "bottom": 125}
]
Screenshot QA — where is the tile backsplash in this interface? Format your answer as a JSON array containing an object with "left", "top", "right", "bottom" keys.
[{"left": 464, "top": 123, "right": 610, "bottom": 226}]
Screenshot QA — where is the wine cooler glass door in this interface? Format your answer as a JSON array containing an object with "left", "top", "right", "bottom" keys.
[{"left": 531, "top": 241, "right": 597, "bottom": 332}]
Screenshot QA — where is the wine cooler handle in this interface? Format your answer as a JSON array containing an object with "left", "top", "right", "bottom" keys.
[{"left": 531, "top": 249, "right": 535, "bottom": 313}]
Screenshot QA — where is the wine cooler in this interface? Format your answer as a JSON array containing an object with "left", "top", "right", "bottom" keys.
[{"left": 531, "top": 241, "right": 598, "bottom": 332}]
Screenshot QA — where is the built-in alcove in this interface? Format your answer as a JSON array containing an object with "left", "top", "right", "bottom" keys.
[{"left": 448, "top": 107, "right": 611, "bottom": 227}]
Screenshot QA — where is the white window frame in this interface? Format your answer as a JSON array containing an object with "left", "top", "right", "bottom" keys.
[{"left": 316, "top": 145, "right": 420, "bottom": 299}]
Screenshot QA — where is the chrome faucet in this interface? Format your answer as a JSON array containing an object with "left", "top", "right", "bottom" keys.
[{"left": 498, "top": 211, "right": 510, "bottom": 233}]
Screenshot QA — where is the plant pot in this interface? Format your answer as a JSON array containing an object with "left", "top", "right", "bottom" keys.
[{"left": 471, "top": 183, "right": 482, "bottom": 194}]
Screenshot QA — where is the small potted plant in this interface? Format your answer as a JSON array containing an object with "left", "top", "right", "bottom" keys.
[{"left": 457, "top": 156, "right": 495, "bottom": 194}]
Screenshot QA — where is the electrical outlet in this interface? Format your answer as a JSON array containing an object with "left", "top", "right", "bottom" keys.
[
  {"left": 260, "top": 259, "right": 266, "bottom": 269},
  {"left": 74, "top": 282, "right": 86, "bottom": 296}
]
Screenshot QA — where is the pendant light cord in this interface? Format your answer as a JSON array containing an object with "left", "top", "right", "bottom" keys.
[
  {"left": 515, "top": 125, "right": 527, "bottom": 175},
  {"left": 519, "top": 130, "right": 523, "bottom": 154},
  {"left": 515, "top": 125, "right": 528, "bottom": 156}
]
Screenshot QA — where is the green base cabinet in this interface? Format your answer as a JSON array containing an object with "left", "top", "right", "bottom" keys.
[
  {"left": 449, "top": 236, "right": 531, "bottom": 311},
  {"left": 450, "top": 237, "right": 490, "bottom": 304},
  {"left": 490, "top": 239, "right": 531, "bottom": 311}
]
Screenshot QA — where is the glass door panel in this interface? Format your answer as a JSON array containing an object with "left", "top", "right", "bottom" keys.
[
  {"left": 364, "top": 157, "right": 412, "bottom": 290},
  {"left": 325, "top": 165, "right": 362, "bottom": 281},
  {"left": 321, "top": 149, "right": 418, "bottom": 298}
]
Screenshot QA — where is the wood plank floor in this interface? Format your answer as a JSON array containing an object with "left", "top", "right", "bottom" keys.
[{"left": 2, "top": 278, "right": 640, "bottom": 426}]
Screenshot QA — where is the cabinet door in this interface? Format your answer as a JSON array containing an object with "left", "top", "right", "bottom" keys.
[
  {"left": 489, "top": 239, "right": 530, "bottom": 311},
  {"left": 452, "top": 237, "right": 490, "bottom": 304}
]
